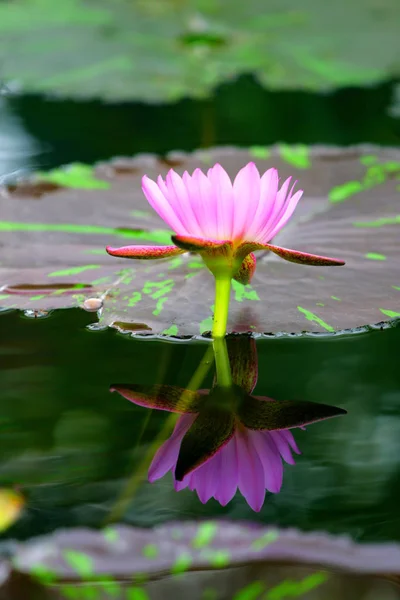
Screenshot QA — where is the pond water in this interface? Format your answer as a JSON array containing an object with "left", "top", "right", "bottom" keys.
[
  {"left": 1, "top": 77, "right": 400, "bottom": 598},
  {"left": 1, "top": 306, "right": 400, "bottom": 542}
]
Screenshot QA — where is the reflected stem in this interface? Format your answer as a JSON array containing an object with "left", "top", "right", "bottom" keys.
[{"left": 213, "top": 336, "right": 232, "bottom": 388}]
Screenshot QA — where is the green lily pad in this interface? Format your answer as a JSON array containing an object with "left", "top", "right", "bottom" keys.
[
  {"left": 1, "top": 145, "right": 400, "bottom": 336},
  {"left": 0, "top": 0, "right": 399, "bottom": 101}
]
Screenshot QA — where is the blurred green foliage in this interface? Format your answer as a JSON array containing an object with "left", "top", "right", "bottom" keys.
[{"left": 0, "top": 0, "right": 399, "bottom": 101}]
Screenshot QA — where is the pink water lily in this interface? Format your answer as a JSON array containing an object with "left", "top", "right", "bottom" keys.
[
  {"left": 111, "top": 337, "right": 346, "bottom": 511},
  {"left": 106, "top": 163, "right": 345, "bottom": 337},
  {"left": 107, "top": 162, "right": 344, "bottom": 279}
]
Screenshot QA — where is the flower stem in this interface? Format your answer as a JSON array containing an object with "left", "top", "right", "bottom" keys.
[
  {"left": 212, "top": 276, "right": 231, "bottom": 339},
  {"left": 213, "top": 337, "right": 232, "bottom": 388}
]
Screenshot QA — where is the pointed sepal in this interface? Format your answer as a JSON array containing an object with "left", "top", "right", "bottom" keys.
[
  {"left": 106, "top": 245, "right": 185, "bottom": 259},
  {"left": 233, "top": 252, "right": 256, "bottom": 285},
  {"left": 265, "top": 243, "right": 345, "bottom": 266},
  {"left": 110, "top": 384, "right": 203, "bottom": 413},
  {"left": 172, "top": 235, "right": 232, "bottom": 254},
  {"left": 238, "top": 395, "right": 347, "bottom": 430},
  {"left": 236, "top": 241, "right": 345, "bottom": 266}
]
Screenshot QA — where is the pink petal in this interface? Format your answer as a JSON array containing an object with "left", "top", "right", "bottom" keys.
[
  {"left": 176, "top": 435, "right": 239, "bottom": 507},
  {"left": 269, "top": 430, "right": 299, "bottom": 465},
  {"left": 189, "top": 168, "right": 219, "bottom": 239},
  {"left": 191, "top": 454, "right": 221, "bottom": 504},
  {"left": 213, "top": 436, "right": 238, "bottom": 506},
  {"left": 174, "top": 439, "right": 223, "bottom": 501},
  {"left": 248, "top": 168, "right": 279, "bottom": 241},
  {"left": 232, "top": 162, "right": 261, "bottom": 241},
  {"left": 271, "top": 176, "right": 293, "bottom": 222},
  {"left": 164, "top": 170, "right": 203, "bottom": 238},
  {"left": 106, "top": 245, "right": 185, "bottom": 259},
  {"left": 207, "top": 164, "right": 234, "bottom": 239},
  {"left": 148, "top": 414, "right": 195, "bottom": 482},
  {"left": 266, "top": 189, "right": 303, "bottom": 241},
  {"left": 278, "top": 429, "right": 302, "bottom": 456},
  {"left": 256, "top": 176, "right": 294, "bottom": 242},
  {"left": 142, "top": 175, "right": 188, "bottom": 236},
  {"left": 236, "top": 428, "right": 266, "bottom": 512},
  {"left": 249, "top": 430, "right": 284, "bottom": 494},
  {"left": 175, "top": 471, "right": 195, "bottom": 492}
]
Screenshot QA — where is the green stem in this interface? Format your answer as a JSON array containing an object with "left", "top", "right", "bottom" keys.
[
  {"left": 212, "top": 276, "right": 231, "bottom": 339},
  {"left": 213, "top": 336, "right": 233, "bottom": 388}
]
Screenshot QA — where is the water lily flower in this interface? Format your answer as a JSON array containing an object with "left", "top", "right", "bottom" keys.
[
  {"left": 106, "top": 163, "right": 345, "bottom": 337},
  {"left": 111, "top": 337, "right": 346, "bottom": 511}
]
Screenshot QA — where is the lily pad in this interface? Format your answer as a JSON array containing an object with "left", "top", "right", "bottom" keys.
[
  {"left": 4, "top": 524, "right": 400, "bottom": 597},
  {"left": 0, "top": 0, "right": 399, "bottom": 101},
  {"left": 1, "top": 145, "right": 400, "bottom": 336},
  {"left": 14, "top": 521, "right": 400, "bottom": 574}
]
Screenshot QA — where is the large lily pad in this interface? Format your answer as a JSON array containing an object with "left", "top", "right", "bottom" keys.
[
  {"left": 12, "top": 522, "right": 400, "bottom": 576},
  {"left": 1, "top": 145, "right": 400, "bottom": 336},
  {"left": 7, "top": 521, "right": 400, "bottom": 600},
  {"left": 0, "top": 0, "right": 399, "bottom": 102},
  {"left": 6, "top": 523, "right": 400, "bottom": 600}
]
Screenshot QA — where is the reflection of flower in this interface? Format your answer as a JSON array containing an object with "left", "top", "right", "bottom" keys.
[
  {"left": 107, "top": 163, "right": 344, "bottom": 285},
  {"left": 149, "top": 412, "right": 301, "bottom": 512},
  {"left": 112, "top": 337, "right": 346, "bottom": 511}
]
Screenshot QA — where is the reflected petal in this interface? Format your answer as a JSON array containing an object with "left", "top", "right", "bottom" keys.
[
  {"left": 236, "top": 427, "right": 266, "bottom": 511},
  {"left": 149, "top": 414, "right": 196, "bottom": 482},
  {"left": 175, "top": 410, "right": 235, "bottom": 481}
]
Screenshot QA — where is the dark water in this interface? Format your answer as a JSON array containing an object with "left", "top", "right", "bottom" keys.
[
  {"left": 1, "top": 76, "right": 399, "bottom": 177},
  {"left": 2, "top": 307, "right": 400, "bottom": 544}
]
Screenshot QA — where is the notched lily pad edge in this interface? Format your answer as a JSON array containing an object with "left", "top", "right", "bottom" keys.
[
  {"left": 2, "top": 307, "right": 399, "bottom": 341},
  {"left": 88, "top": 315, "right": 400, "bottom": 340}
]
